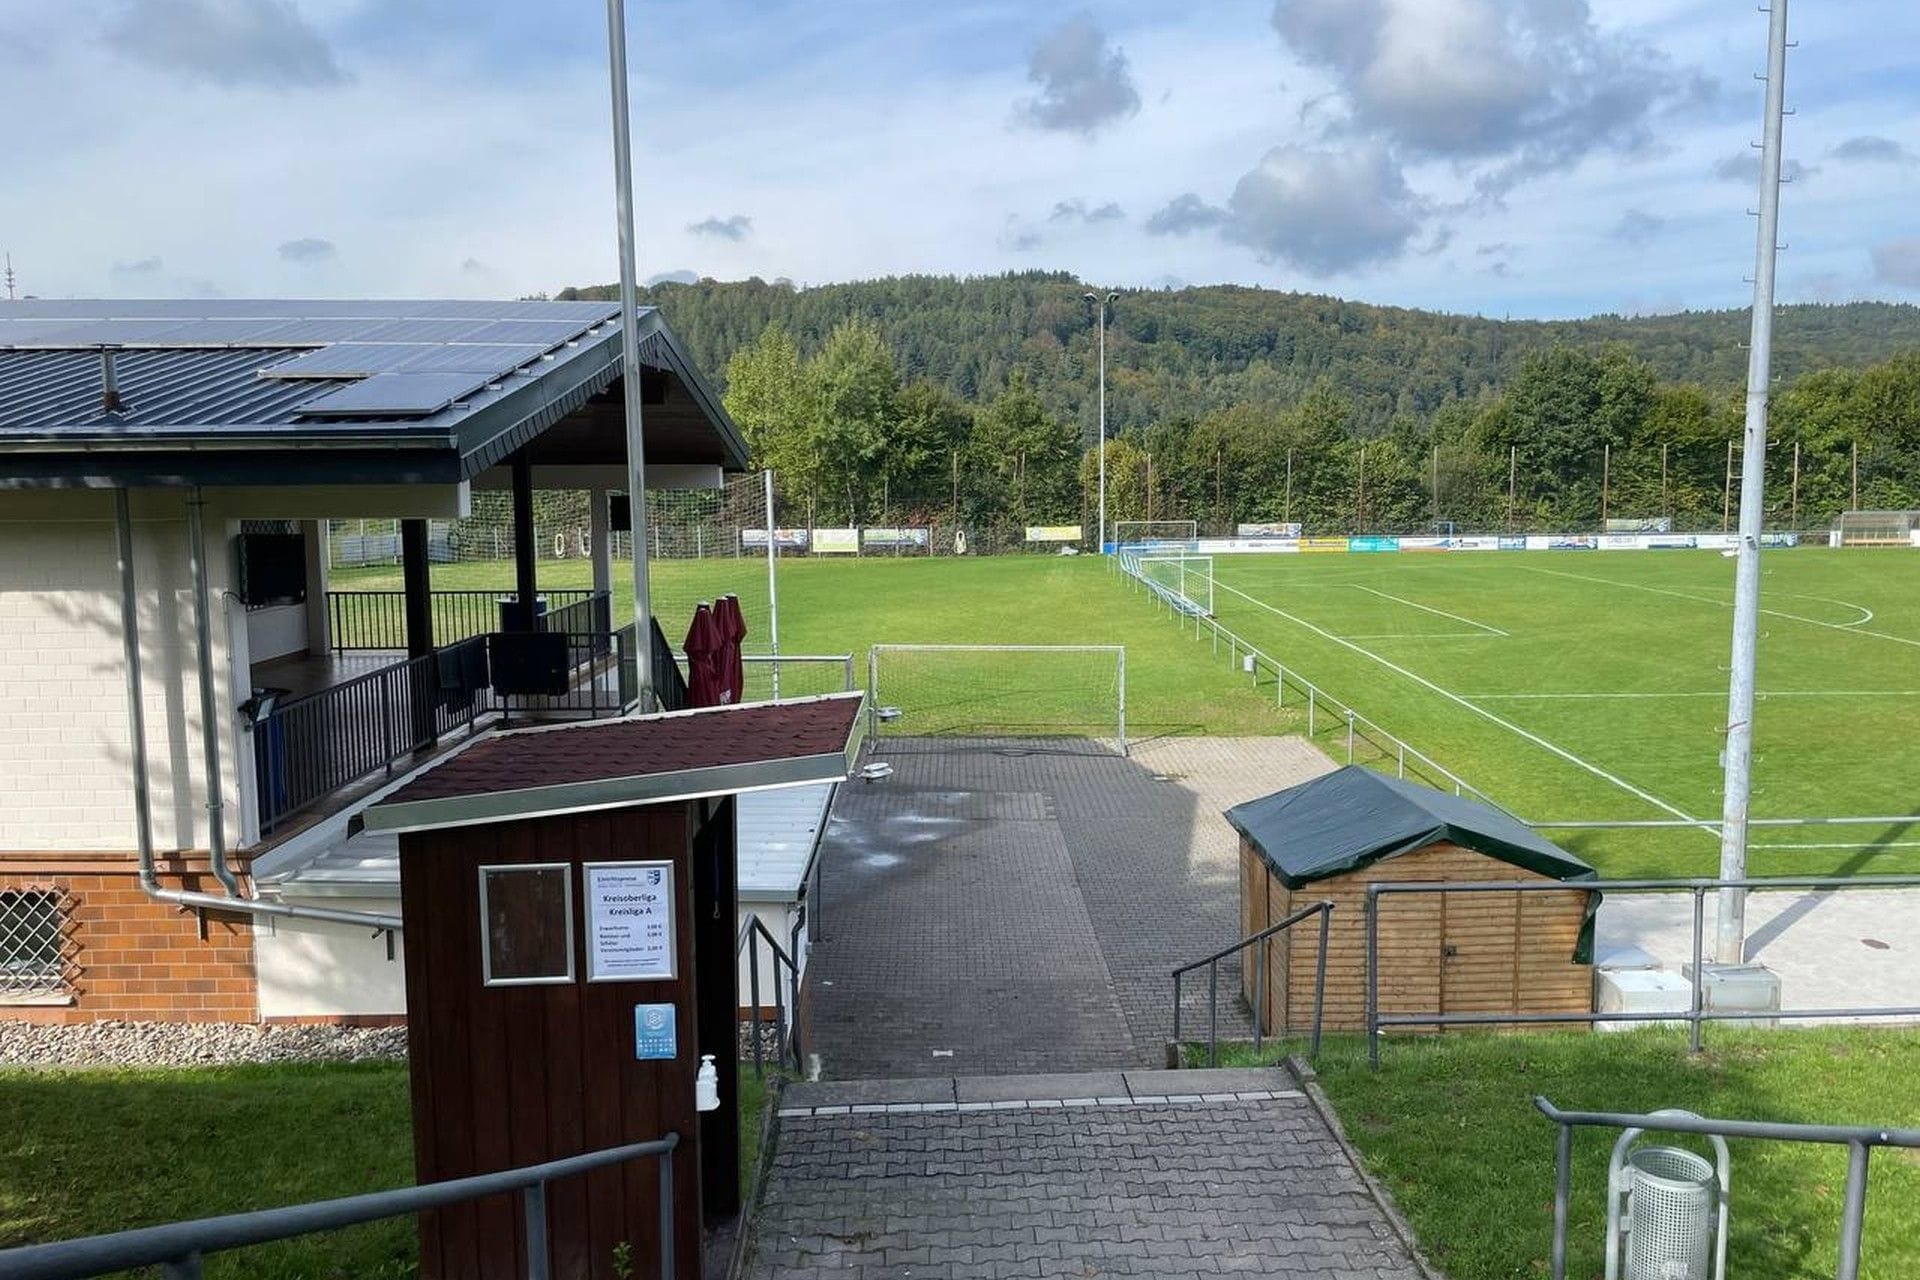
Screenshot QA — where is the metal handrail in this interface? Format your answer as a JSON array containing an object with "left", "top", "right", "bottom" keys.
[
  {"left": 326, "top": 588, "right": 603, "bottom": 651},
  {"left": 1535, "top": 1097, "right": 1920, "bottom": 1280},
  {"left": 1364, "top": 874, "right": 1920, "bottom": 1069},
  {"left": 736, "top": 914, "right": 803, "bottom": 1077},
  {"left": 1173, "top": 900, "right": 1332, "bottom": 1067},
  {"left": 0, "top": 1133, "right": 681, "bottom": 1280}
]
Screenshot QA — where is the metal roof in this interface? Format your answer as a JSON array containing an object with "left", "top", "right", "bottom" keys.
[{"left": 0, "top": 299, "right": 749, "bottom": 488}]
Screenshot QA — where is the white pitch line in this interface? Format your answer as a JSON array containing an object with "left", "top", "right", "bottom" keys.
[
  {"left": 1749, "top": 840, "right": 1920, "bottom": 850},
  {"left": 1349, "top": 584, "right": 1509, "bottom": 636},
  {"left": 1469, "top": 690, "right": 1920, "bottom": 700},
  {"left": 1212, "top": 577, "right": 1712, "bottom": 831},
  {"left": 1528, "top": 566, "right": 1920, "bottom": 650},
  {"left": 1343, "top": 632, "right": 1501, "bottom": 641}
]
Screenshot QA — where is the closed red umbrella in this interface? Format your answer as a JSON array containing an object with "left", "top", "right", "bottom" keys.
[
  {"left": 683, "top": 603, "right": 723, "bottom": 707},
  {"left": 716, "top": 594, "right": 748, "bottom": 703}
]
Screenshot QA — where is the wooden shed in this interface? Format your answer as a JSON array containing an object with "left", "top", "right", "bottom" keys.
[
  {"left": 1226, "top": 766, "right": 1598, "bottom": 1035},
  {"left": 359, "top": 693, "right": 865, "bottom": 1280}
]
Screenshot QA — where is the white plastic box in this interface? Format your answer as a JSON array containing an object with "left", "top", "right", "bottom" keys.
[{"left": 1595, "top": 967, "right": 1693, "bottom": 1033}]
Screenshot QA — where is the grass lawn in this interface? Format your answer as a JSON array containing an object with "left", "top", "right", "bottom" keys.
[
  {"left": 336, "top": 548, "right": 1920, "bottom": 877},
  {"left": 0, "top": 1061, "right": 779, "bottom": 1277},
  {"left": 1208, "top": 1028, "right": 1920, "bottom": 1280},
  {"left": 1196, "top": 548, "right": 1920, "bottom": 877},
  {"left": 332, "top": 555, "right": 1302, "bottom": 738}
]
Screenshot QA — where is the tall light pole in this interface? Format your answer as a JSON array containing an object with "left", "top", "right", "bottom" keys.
[
  {"left": 1085, "top": 290, "right": 1117, "bottom": 551},
  {"left": 1716, "top": 0, "right": 1792, "bottom": 964},
  {"left": 604, "top": 0, "right": 654, "bottom": 709}
]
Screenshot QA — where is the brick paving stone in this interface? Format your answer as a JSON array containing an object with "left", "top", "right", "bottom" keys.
[
  {"left": 804, "top": 737, "right": 1335, "bottom": 1077},
  {"left": 746, "top": 1093, "right": 1423, "bottom": 1280}
]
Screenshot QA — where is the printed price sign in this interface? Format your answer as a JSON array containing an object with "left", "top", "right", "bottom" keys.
[{"left": 584, "top": 861, "right": 676, "bottom": 981}]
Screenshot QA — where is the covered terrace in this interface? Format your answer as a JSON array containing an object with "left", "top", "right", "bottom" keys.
[{"left": 0, "top": 298, "right": 750, "bottom": 847}]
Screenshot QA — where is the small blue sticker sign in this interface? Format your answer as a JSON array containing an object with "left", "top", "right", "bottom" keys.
[{"left": 633, "top": 1003, "right": 677, "bottom": 1061}]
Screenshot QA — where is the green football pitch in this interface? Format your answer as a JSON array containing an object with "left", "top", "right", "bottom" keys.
[
  {"left": 1178, "top": 547, "right": 1920, "bottom": 877},
  {"left": 333, "top": 547, "right": 1920, "bottom": 876}
]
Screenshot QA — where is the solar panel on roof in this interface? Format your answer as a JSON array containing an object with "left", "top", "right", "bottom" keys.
[
  {"left": 259, "top": 342, "right": 549, "bottom": 379},
  {"left": 294, "top": 371, "right": 495, "bottom": 417},
  {"left": 458, "top": 318, "right": 606, "bottom": 345}
]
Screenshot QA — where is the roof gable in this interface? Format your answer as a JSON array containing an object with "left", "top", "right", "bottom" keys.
[{"left": 1224, "top": 765, "right": 1594, "bottom": 889}]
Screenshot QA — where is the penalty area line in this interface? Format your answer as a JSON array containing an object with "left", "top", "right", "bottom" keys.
[
  {"left": 1527, "top": 565, "right": 1919, "bottom": 650},
  {"left": 1349, "top": 584, "right": 1509, "bottom": 635},
  {"left": 1212, "top": 576, "right": 1713, "bottom": 833}
]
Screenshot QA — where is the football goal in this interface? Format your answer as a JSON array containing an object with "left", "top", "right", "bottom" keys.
[
  {"left": 866, "top": 644, "right": 1126, "bottom": 753},
  {"left": 1112, "top": 519, "right": 1198, "bottom": 549},
  {"left": 1136, "top": 554, "right": 1215, "bottom": 617},
  {"left": 1831, "top": 510, "right": 1920, "bottom": 547}
]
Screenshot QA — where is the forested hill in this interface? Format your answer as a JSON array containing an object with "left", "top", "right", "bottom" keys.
[{"left": 556, "top": 272, "right": 1920, "bottom": 432}]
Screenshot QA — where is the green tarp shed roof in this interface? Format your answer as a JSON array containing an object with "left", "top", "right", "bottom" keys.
[{"left": 1225, "top": 766, "right": 1596, "bottom": 890}]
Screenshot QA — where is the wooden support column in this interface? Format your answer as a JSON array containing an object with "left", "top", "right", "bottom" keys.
[{"left": 512, "top": 452, "right": 538, "bottom": 630}]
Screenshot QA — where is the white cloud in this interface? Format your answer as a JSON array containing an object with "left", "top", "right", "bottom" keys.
[
  {"left": 1049, "top": 199, "right": 1125, "bottom": 224},
  {"left": 687, "top": 214, "right": 753, "bottom": 241},
  {"left": 277, "top": 236, "right": 336, "bottom": 263},
  {"left": 1269, "top": 0, "right": 1713, "bottom": 192},
  {"left": 1711, "top": 151, "right": 1814, "bottom": 185},
  {"left": 1145, "top": 193, "right": 1232, "bottom": 236},
  {"left": 1612, "top": 209, "right": 1664, "bottom": 246},
  {"left": 1015, "top": 14, "right": 1141, "bottom": 135},
  {"left": 101, "top": 0, "right": 347, "bottom": 90},
  {"left": 1830, "top": 135, "right": 1913, "bottom": 164},
  {"left": 1222, "top": 143, "right": 1423, "bottom": 275},
  {"left": 1871, "top": 239, "right": 1920, "bottom": 289}
]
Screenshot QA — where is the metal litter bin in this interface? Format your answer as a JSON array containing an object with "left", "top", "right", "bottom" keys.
[{"left": 1606, "top": 1111, "right": 1728, "bottom": 1280}]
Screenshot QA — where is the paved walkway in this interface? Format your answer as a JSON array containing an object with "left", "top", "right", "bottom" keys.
[
  {"left": 1598, "top": 886, "right": 1920, "bottom": 1020},
  {"left": 804, "top": 737, "right": 1336, "bottom": 1077},
  {"left": 750, "top": 1069, "right": 1425, "bottom": 1280}
]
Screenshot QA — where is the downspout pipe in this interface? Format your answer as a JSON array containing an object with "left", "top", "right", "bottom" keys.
[
  {"left": 185, "top": 488, "right": 241, "bottom": 897},
  {"left": 117, "top": 489, "right": 403, "bottom": 935}
]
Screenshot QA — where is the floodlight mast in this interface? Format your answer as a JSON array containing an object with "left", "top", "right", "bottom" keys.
[
  {"left": 605, "top": 0, "right": 654, "bottom": 711},
  {"left": 1716, "top": 0, "right": 1792, "bottom": 964},
  {"left": 1086, "top": 291, "right": 1117, "bottom": 552}
]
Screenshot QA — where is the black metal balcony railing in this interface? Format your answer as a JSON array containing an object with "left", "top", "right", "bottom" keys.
[
  {"left": 253, "top": 625, "right": 636, "bottom": 836},
  {"left": 327, "top": 589, "right": 602, "bottom": 651}
]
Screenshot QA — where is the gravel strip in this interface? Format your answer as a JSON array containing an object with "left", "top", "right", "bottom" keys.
[{"left": 0, "top": 1020, "right": 408, "bottom": 1068}]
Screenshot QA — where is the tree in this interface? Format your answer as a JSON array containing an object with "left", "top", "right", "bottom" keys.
[
  {"left": 723, "top": 324, "right": 814, "bottom": 499},
  {"left": 971, "top": 371, "right": 1079, "bottom": 526},
  {"left": 804, "top": 320, "right": 899, "bottom": 523}
]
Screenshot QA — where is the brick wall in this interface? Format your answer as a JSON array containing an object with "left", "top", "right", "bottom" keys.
[{"left": 1, "top": 857, "right": 256, "bottom": 1024}]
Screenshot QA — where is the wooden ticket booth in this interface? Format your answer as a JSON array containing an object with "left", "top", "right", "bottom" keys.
[{"left": 359, "top": 693, "right": 865, "bottom": 1280}]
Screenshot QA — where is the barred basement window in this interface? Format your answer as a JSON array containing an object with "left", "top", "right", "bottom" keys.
[{"left": 0, "top": 889, "right": 71, "bottom": 1000}]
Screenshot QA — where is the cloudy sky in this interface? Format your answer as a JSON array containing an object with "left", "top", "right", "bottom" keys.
[{"left": 2, "top": 0, "right": 1917, "bottom": 318}]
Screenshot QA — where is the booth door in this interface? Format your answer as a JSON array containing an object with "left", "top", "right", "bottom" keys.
[
  {"left": 1374, "top": 886, "right": 1442, "bottom": 1029},
  {"left": 1440, "top": 889, "right": 1522, "bottom": 1020}
]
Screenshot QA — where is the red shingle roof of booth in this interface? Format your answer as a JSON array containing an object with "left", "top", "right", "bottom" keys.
[{"left": 383, "top": 695, "right": 862, "bottom": 804}]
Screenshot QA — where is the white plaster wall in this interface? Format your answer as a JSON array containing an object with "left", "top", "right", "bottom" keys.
[
  {"left": 245, "top": 604, "right": 308, "bottom": 664},
  {"left": 737, "top": 900, "right": 805, "bottom": 1013},
  {"left": 253, "top": 896, "right": 408, "bottom": 1019},
  {"left": 0, "top": 491, "right": 247, "bottom": 853}
]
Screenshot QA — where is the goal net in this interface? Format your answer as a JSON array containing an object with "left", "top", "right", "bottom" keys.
[
  {"left": 866, "top": 645, "right": 1126, "bottom": 753},
  {"left": 1112, "top": 519, "right": 1198, "bottom": 549},
  {"left": 1136, "top": 554, "right": 1215, "bottom": 617},
  {"left": 1832, "top": 510, "right": 1920, "bottom": 547}
]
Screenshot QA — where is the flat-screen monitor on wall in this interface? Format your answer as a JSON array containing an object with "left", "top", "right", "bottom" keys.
[{"left": 239, "top": 533, "right": 307, "bottom": 607}]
